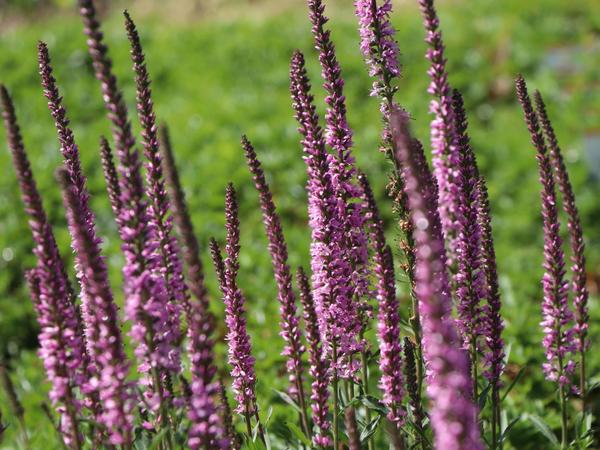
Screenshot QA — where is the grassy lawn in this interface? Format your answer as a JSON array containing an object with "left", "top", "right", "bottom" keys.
[{"left": 0, "top": 0, "right": 599, "bottom": 448}]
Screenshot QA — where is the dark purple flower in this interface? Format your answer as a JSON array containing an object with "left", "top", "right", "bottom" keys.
[
  {"left": 451, "top": 90, "right": 487, "bottom": 359},
  {"left": 99, "top": 136, "right": 122, "bottom": 216},
  {"left": 359, "top": 173, "right": 405, "bottom": 427},
  {"left": 418, "top": 0, "right": 460, "bottom": 259},
  {"left": 38, "top": 42, "right": 134, "bottom": 444},
  {"left": 474, "top": 178, "right": 505, "bottom": 390},
  {"left": 516, "top": 76, "right": 576, "bottom": 388},
  {"left": 125, "top": 11, "right": 184, "bottom": 385},
  {"left": 242, "top": 136, "right": 307, "bottom": 405},
  {"left": 289, "top": 48, "right": 365, "bottom": 378},
  {"left": 534, "top": 91, "right": 589, "bottom": 364},
  {"left": 211, "top": 185, "right": 258, "bottom": 418},
  {"left": 391, "top": 109, "right": 483, "bottom": 450},
  {"left": 296, "top": 267, "right": 331, "bottom": 447},
  {"left": 1, "top": 85, "right": 88, "bottom": 445}
]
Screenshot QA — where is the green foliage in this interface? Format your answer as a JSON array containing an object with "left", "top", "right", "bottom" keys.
[{"left": 0, "top": 0, "right": 599, "bottom": 448}]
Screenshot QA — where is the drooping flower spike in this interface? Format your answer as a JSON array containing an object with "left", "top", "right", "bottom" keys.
[
  {"left": 1, "top": 85, "right": 87, "bottom": 447},
  {"left": 391, "top": 109, "right": 483, "bottom": 450},
  {"left": 534, "top": 90, "right": 589, "bottom": 398}
]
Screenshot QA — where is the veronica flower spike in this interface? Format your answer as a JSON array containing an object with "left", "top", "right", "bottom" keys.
[
  {"left": 242, "top": 136, "right": 310, "bottom": 437},
  {"left": 418, "top": 0, "right": 460, "bottom": 259},
  {"left": 391, "top": 109, "right": 483, "bottom": 450},
  {"left": 516, "top": 76, "right": 576, "bottom": 447},
  {"left": 534, "top": 90, "right": 589, "bottom": 403},
  {"left": 1, "top": 85, "right": 87, "bottom": 449}
]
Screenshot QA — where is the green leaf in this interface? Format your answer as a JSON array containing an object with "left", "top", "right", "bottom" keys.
[
  {"left": 272, "top": 389, "right": 301, "bottom": 414},
  {"left": 501, "top": 366, "right": 526, "bottom": 402},
  {"left": 357, "top": 395, "right": 389, "bottom": 416},
  {"left": 359, "top": 415, "right": 381, "bottom": 443},
  {"left": 499, "top": 416, "right": 520, "bottom": 444},
  {"left": 286, "top": 421, "right": 311, "bottom": 447},
  {"left": 147, "top": 427, "right": 170, "bottom": 450},
  {"left": 478, "top": 382, "right": 492, "bottom": 410},
  {"left": 526, "top": 414, "right": 559, "bottom": 448}
]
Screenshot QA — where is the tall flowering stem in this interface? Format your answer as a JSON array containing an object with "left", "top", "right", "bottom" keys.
[
  {"left": 58, "top": 169, "right": 135, "bottom": 446},
  {"left": 475, "top": 177, "right": 505, "bottom": 447},
  {"left": 451, "top": 90, "right": 487, "bottom": 401},
  {"left": 403, "top": 338, "right": 426, "bottom": 449},
  {"left": 38, "top": 43, "right": 136, "bottom": 445},
  {"left": 77, "top": 0, "right": 142, "bottom": 203},
  {"left": 391, "top": 109, "right": 483, "bottom": 450},
  {"left": 289, "top": 49, "right": 340, "bottom": 447},
  {"left": 79, "top": 2, "right": 174, "bottom": 410},
  {"left": 159, "top": 124, "right": 225, "bottom": 448},
  {"left": 359, "top": 173, "right": 406, "bottom": 431},
  {"left": 418, "top": 0, "right": 460, "bottom": 260},
  {"left": 1, "top": 85, "right": 87, "bottom": 447},
  {"left": 125, "top": 12, "right": 185, "bottom": 390},
  {"left": 354, "top": 0, "right": 424, "bottom": 399},
  {"left": 242, "top": 136, "right": 310, "bottom": 437},
  {"left": 307, "top": 0, "right": 370, "bottom": 376},
  {"left": 211, "top": 185, "right": 265, "bottom": 444},
  {"left": 296, "top": 267, "right": 332, "bottom": 448},
  {"left": 516, "top": 76, "right": 576, "bottom": 447},
  {"left": 534, "top": 91, "right": 589, "bottom": 404},
  {"left": 99, "top": 136, "right": 122, "bottom": 216}
]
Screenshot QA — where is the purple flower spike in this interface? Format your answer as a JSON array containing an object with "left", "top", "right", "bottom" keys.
[
  {"left": 296, "top": 267, "right": 332, "bottom": 447},
  {"left": 359, "top": 173, "right": 405, "bottom": 428},
  {"left": 451, "top": 90, "right": 487, "bottom": 357},
  {"left": 212, "top": 185, "right": 258, "bottom": 419},
  {"left": 290, "top": 46, "right": 367, "bottom": 378},
  {"left": 475, "top": 178, "right": 505, "bottom": 390},
  {"left": 125, "top": 11, "right": 184, "bottom": 379},
  {"left": 355, "top": 0, "right": 401, "bottom": 87},
  {"left": 58, "top": 168, "right": 134, "bottom": 446},
  {"left": 307, "top": 0, "right": 353, "bottom": 163},
  {"left": 99, "top": 136, "right": 123, "bottom": 216},
  {"left": 2, "top": 86, "right": 89, "bottom": 446},
  {"left": 242, "top": 137, "right": 307, "bottom": 406},
  {"left": 187, "top": 362, "right": 229, "bottom": 450},
  {"left": 78, "top": 0, "right": 142, "bottom": 198},
  {"left": 38, "top": 43, "right": 133, "bottom": 444},
  {"left": 391, "top": 109, "right": 483, "bottom": 450},
  {"left": 289, "top": 50, "right": 334, "bottom": 333},
  {"left": 515, "top": 76, "right": 576, "bottom": 388},
  {"left": 418, "top": 0, "right": 460, "bottom": 259},
  {"left": 534, "top": 92, "right": 589, "bottom": 368}
]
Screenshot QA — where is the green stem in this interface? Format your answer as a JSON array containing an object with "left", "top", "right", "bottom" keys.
[
  {"left": 491, "top": 387, "right": 497, "bottom": 450},
  {"left": 361, "top": 350, "right": 374, "bottom": 450},
  {"left": 295, "top": 369, "right": 312, "bottom": 441},
  {"left": 579, "top": 345, "right": 586, "bottom": 411},
  {"left": 559, "top": 383, "right": 568, "bottom": 449},
  {"left": 332, "top": 343, "right": 339, "bottom": 450},
  {"left": 253, "top": 406, "right": 267, "bottom": 446}
]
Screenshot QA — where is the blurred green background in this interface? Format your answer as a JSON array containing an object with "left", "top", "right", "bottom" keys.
[{"left": 1, "top": 0, "right": 599, "bottom": 448}]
